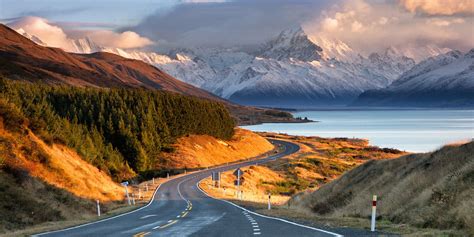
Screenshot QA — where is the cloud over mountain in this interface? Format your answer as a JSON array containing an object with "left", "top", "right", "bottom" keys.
[
  {"left": 303, "top": 0, "right": 474, "bottom": 54},
  {"left": 8, "top": 16, "right": 153, "bottom": 50},
  {"left": 399, "top": 0, "right": 474, "bottom": 16}
]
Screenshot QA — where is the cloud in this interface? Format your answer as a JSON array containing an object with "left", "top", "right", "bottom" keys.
[
  {"left": 303, "top": 0, "right": 474, "bottom": 53},
  {"left": 8, "top": 16, "right": 154, "bottom": 50},
  {"left": 399, "top": 0, "right": 474, "bottom": 16},
  {"left": 8, "top": 16, "right": 76, "bottom": 51},
  {"left": 126, "top": 0, "right": 333, "bottom": 48},
  {"left": 86, "top": 30, "right": 153, "bottom": 48}
]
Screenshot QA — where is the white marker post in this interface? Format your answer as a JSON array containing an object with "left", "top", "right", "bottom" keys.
[
  {"left": 167, "top": 173, "right": 170, "bottom": 179},
  {"left": 132, "top": 193, "right": 136, "bottom": 205},
  {"left": 371, "top": 195, "right": 377, "bottom": 232},
  {"left": 121, "top": 182, "right": 131, "bottom": 206},
  {"left": 237, "top": 170, "right": 241, "bottom": 199},
  {"left": 268, "top": 194, "right": 271, "bottom": 210},
  {"left": 96, "top": 200, "right": 101, "bottom": 217},
  {"left": 152, "top": 177, "right": 155, "bottom": 185}
]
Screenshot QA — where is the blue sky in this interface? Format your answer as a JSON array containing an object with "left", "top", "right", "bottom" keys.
[{"left": 0, "top": 0, "right": 178, "bottom": 29}]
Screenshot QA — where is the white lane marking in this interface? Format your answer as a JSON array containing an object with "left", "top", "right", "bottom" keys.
[
  {"left": 253, "top": 232, "right": 261, "bottom": 235},
  {"left": 254, "top": 229, "right": 261, "bottom": 231},
  {"left": 167, "top": 220, "right": 173, "bottom": 223},
  {"left": 152, "top": 225, "right": 160, "bottom": 230},
  {"left": 140, "top": 215, "right": 157, "bottom": 219}
]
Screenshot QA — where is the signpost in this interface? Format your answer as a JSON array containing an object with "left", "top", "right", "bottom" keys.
[
  {"left": 121, "top": 181, "right": 131, "bottom": 205},
  {"left": 212, "top": 172, "right": 221, "bottom": 188},
  {"left": 233, "top": 168, "right": 244, "bottom": 199}
]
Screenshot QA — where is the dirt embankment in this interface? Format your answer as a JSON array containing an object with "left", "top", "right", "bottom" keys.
[{"left": 160, "top": 128, "right": 274, "bottom": 169}]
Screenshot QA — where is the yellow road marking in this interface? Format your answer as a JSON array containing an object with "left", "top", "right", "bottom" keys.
[
  {"left": 181, "top": 211, "right": 189, "bottom": 218},
  {"left": 159, "top": 220, "right": 178, "bottom": 229},
  {"left": 133, "top": 232, "right": 150, "bottom": 237}
]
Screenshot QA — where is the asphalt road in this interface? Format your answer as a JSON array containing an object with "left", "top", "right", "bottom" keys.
[{"left": 35, "top": 139, "right": 343, "bottom": 237}]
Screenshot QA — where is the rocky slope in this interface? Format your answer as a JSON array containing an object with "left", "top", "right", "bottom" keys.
[{"left": 354, "top": 49, "right": 474, "bottom": 107}]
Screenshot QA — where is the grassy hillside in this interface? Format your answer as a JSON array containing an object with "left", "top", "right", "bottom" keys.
[
  {"left": 161, "top": 128, "right": 274, "bottom": 169},
  {"left": 0, "top": 78, "right": 235, "bottom": 180},
  {"left": 292, "top": 142, "right": 474, "bottom": 234}
]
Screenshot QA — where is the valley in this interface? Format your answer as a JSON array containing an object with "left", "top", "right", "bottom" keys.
[{"left": 0, "top": 2, "right": 473, "bottom": 236}]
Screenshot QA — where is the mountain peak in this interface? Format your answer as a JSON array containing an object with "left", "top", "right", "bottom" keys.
[{"left": 258, "top": 26, "right": 322, "bottom": 61}]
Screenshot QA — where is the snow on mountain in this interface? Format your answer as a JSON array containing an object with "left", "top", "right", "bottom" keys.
[
  {"left": 16, "top": 28, "right": 47, "bottom": 46},
  {"left": 258, "top": 27, "right": 323, "bottom": 62},
  {"left": 15, "top": 26, "right": 455, "bottom": 107},
  {"left": 354, "top": 49, "right": 474, "bottom": 107}
]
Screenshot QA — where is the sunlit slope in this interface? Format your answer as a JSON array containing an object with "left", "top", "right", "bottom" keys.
[
  {"left": 162, "top": 128, "right": 274, "bottom": 169},
  {"left": 0, "top": 117, "right": 123, "bottom": 202}
]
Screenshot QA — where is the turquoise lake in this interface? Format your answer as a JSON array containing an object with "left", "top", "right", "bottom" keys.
[{"left": 243, "top": 109, "right": 474, "bottom": 152}]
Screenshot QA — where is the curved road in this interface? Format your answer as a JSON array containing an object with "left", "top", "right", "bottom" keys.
[{"left": 35, "top": 140, "right": 342, "bottom": 237}]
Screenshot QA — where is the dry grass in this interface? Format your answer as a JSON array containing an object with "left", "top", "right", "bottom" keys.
[
  {"left": 201, "top": 165, "right": 290, "bottom": 205},
  {"left": 161, "top": 128, "right": 274, "bottom": 169},
  {"left": 292, "top": 142, "right": 474, "bottom": 235}
]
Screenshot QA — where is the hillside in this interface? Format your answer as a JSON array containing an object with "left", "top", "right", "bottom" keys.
[
  {"left": 291, "top": 142, "right": 474, "bottom": 234},
  {"left": 161, "top": 128, "right": 274, "bottom": 169},
  {"left": 0, "top": 100, "right": 126, "bottom": 232},
  {"left": 0, "top": 79, "right": 235, "bottom": 179},
  {"left": 354, "top": 50, "right": 474, "bottom": 107},
  {"left": 0, "top": 24, "right": 218, "bottom": 101}
]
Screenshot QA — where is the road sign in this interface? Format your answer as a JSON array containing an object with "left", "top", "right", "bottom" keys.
[
  {"left": 233, "top": 168, "right": 243, "bottom": 177},
  {"left": 211, "top": 172, "right": 220, "bottom": 181},
  {"left": 233, "top": 168, "right": 244, "bottom": 186}
]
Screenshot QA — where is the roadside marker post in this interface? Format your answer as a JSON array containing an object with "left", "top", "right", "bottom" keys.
[
  {"left": 132, "top": 193, "right": 136, "bottom": 205},
  {"left": 167, "top": 173, "right": 170, "bottom": 179},
  {"left": 121, "top": 181, "right": 131, "bottom": 206},
  {"left": 96, "top": 200, "right": 101, "bottom": 217},
  {"left": 268, "top": 194, "right": 271, "bottom": 210},
  {"left": 371, "top": 195, "right": 377, "bottom": 232},
  {"left": 152, "top": 177, "right": 155, "bottom": 185}
]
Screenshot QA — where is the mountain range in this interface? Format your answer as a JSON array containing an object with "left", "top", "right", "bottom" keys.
[
  {"left": 354, "top": 49, "right": 474, "bottom": 107},
  {"left": 14, "top": 25, "right": 472, "bottom": 108},
  {"left": 2, "top": 24, "right": 309, "bottom": 125}
]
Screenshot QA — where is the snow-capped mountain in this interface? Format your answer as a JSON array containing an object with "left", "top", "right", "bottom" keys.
[
  {"left": 258, "top": 27, "right": 323, "bottom": 61},
  {"left": 14, "top": 26, "right": 453, "bottom": 107},
  {"left": 354, "top": 49, "right": 474, "bottom": 107}
]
